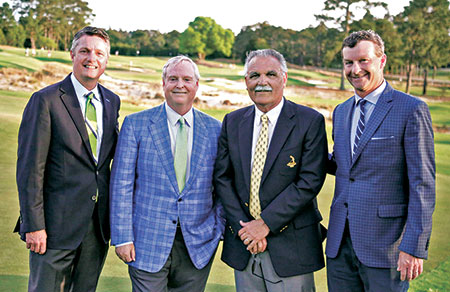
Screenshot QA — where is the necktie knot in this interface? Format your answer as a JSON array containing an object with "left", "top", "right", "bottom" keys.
[
  {"left": 358, "top": 99, "right": 367, "bottom": 110},
  {"left": 86, "top": 92, "right": 95, "bottom": 101},
  {"left": 178, "top": 117, "right": 185, "bottom": 126},
  {"left": 261, "top": 114, "right": 268, "bottom": 124}
]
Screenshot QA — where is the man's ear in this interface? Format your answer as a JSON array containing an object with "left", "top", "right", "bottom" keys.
[
  {"left": 283, "top": 72, "right": 288, "bottom": 87},
  {"left": 380, "top": 54, "right": 387, "bottom": 69}
]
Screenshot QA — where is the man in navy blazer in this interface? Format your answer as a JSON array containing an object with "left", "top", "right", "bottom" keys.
[
  {"left": 15, "top": 27, "right": 120, "bottom": 291},
  {"left": 214, "top": 49, "right": 328, "bottom": 291},
  {"left": 326, "top": 30, "right": 435, "bottom": 291},
  {"left": 110, "top": 56, "right": 224, "bottom": 291}
]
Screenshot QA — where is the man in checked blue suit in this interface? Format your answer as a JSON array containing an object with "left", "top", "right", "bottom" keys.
[
  {"left": 326, "top": 30, "right": 435, "bottom": 291},
  {"left": 110, "top": 56, "right": 224, "bottom": 292}
]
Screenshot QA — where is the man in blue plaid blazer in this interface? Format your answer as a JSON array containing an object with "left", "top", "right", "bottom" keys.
[
  {"left": 109, "top": 56, "right": 224, "bottom": 292},
  {"left": 326, "top": 30, "right": 435, "bottom": 291}
]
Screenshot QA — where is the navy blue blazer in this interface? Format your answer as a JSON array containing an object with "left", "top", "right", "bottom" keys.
[
  {"left": 214, "top": 99, "right": 328, "bottom": 277},
  {"left": 326, "top": 83, "right": 435, "bottom": 268}
]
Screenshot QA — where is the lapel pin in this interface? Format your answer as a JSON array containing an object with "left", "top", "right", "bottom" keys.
[{"left": 287, "top": 155, "right": 296, "bottom": 168}]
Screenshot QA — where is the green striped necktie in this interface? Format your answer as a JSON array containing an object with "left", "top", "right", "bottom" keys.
[{"left": 85, "top": 92, "right": 98, "bottom": 163}]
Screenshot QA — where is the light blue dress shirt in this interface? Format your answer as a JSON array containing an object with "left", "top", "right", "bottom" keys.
[{"left": 350, "top": 80, "right": 386, "bottom": 154}]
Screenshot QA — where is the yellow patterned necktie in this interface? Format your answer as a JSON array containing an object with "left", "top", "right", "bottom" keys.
[
  {"left": 250, "top": 114, "right": 269, "bottom": 219},
  {"left": 85, "top": 92, "right": 98, "bottom": 163}
]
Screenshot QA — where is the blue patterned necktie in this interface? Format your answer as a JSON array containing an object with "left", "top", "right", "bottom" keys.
[
  {"left": 353, "top": 99, "right": 367, "bottom": 158},
  {"left": 85, "top": 92, "right": 98, "bottom": 163}
]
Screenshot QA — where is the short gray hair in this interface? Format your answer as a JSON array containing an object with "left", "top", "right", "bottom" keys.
[
  {"left": 243, "top": 49, "right": 288, "bottom": 76},
  {"left": 162, "top": 56, "right": 200, "bottom": 81},
  {"left": 71, "top": 26, "right": 110, "bottom": 55}
]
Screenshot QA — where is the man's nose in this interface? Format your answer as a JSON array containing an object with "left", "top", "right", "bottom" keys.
[
  {"left": 175, "top": 79, "right": 185, "bottom": 88},
  {"left": 352, "top": 62, "right": 362, "bottom": 75},
  {"left": 86, "top": 51, "right": 96, "bottom": 60},
  {"left": 257, "top": 75, "right": 269, "bottom": 85}
]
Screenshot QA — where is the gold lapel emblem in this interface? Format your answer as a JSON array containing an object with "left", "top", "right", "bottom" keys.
[{"left": 287, "top": 155, "right": 296, "bottom": 168}]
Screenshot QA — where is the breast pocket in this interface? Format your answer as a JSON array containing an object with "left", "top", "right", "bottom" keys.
[{"left": 278, "top": 146, "right": 301, "bottom": 176}]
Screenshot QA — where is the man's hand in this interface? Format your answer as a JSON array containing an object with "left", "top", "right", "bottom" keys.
[
  {"left": 397, "top": 251, "right": 423, "bottom": 281},
  {"left": 238, "top": 219, "right": 270, "bottom": 254},
  {"left": 26, "top": 229, "right": 47, "bottom": 254},
  {"left": 115, "top": 243, "right": 136, "bottom": 263}
]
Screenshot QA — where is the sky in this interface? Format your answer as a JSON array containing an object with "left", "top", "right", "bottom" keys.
[{"left": 89, "top": 0, "right": 411, "bottom": 34}]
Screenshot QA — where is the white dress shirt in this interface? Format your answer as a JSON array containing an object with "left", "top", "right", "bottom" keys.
[
  {"left": 71, "top": 73, "right": 103, "bottom": 159},
  {"left": 251, "top": 98, "right": 285, "bottom": 170}
]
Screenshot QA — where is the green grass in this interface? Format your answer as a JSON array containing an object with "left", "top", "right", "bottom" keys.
[{"left": 0, "top": 47, "right": 449, "bottom": 291}]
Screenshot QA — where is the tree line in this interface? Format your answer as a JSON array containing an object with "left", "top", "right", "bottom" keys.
[{"left": 1, "top": 0, "right": 449, "bottom": 94}]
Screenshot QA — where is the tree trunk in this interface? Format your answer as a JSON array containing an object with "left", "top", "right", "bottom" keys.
[
  {"left": 406, "top": 62, "right": 413, "bottom": 94},
  {"left": 432, "top": 65, "right": 437, "bottom": 84},
  {"left": 340, "top": 67, "right": 346, "bottom": 90},
  {"left": 406, "top": 48, "right": 415, "bottom": 94},
  {"left": 340, "top": 4, "right": 351, "bottom": 91},
  {"left": 422, "top": 68, "right": 428, "bottom": 96}
]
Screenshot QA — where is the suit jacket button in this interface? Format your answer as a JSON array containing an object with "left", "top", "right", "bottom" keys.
[
  {"left": 178, "top": 198, "right": 182, "bottom": 202},
  {"left": 172, "top": 220, "right": 177, "bottom": 224},
  {"left": 91, "top": 195, "right": 97, "bottom": 201},
  {"left": 349, "top": 178, "right": 355, "bottom": 182}
]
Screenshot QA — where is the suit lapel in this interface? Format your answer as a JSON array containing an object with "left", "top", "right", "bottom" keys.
[
  {"left": 238, "top": 107, "right": 255, "bottom": 192},
  {"left": 261, "top": 100, "right": 295, "bottom": 183},
  {"left": 341, "top": 98, "right": 355, "bottom": 168},
  {"left": 148, "top": 104, "right": 179, "bottom": 194},
  {"left": 183, "top": 109, "right": 207, "bottom": 195},
  {"left": 351, "top": 84, "right": 394, "bottom": 165},
  {"left": 97, "top": 85, "right": 113, "bottom": 168},
  {"left": 59, "top": 75, "right": 95, "bottom": 165}
]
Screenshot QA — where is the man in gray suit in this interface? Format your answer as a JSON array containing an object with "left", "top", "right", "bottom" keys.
[
  {"left": 15, "top": 27, "right": 120, "bottom": 292},
  {"left": 326, "top": 30, "right": 435, "bottom": 291}
]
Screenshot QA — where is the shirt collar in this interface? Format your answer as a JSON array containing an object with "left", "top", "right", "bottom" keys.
[
  {"left": 354, "top": 80, "right": 386, "bottom": 106},
  {"left": 71, "top": 73, "right": 100, "bottom": 101},
  {"left": 254, "top": 97, "right": 284, "bottom": 125},
  {"left": 165, "top": 102, "right": 193, "bottom": 127}
]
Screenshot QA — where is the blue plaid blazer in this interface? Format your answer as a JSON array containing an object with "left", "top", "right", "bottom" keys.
[
  {"left": 326, "top": 83, "right": 435, "bottom": 268},
  {"left": 110, "top": 104, "right": 225, "bottom": 272}
]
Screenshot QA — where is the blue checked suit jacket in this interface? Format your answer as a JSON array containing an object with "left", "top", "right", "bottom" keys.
[
  {"left": 326, "top": 82, "right": 435, "bottom": 268},
  {"left": 110, "top": 104, "right": 225, "bottom": 272}
]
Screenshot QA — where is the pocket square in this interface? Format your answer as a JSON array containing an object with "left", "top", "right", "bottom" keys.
[{"left": 371, "top": 136, "right": 394, "bottom": 140}]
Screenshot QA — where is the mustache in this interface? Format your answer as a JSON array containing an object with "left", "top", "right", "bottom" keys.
[{"left": 254, "top": 85, "right": 273, "bottom": 92}]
